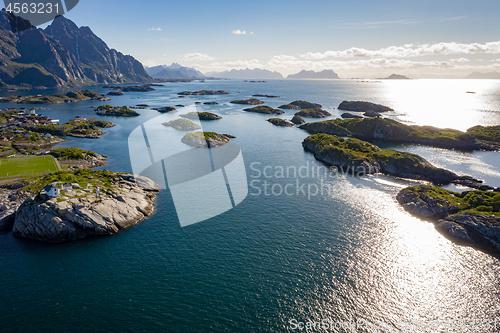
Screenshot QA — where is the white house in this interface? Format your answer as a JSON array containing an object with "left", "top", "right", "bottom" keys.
[{"left": 44, "top": 184, "right": 60, "bottom": 198}]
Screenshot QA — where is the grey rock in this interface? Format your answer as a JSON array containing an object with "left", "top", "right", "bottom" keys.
[{"left": 11, "top": 175, "right": 159, "bottom": 242}]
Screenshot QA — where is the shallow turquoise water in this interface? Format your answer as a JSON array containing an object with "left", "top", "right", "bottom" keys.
[{"left": 1, "top": 80, "right": 500, "bottom": 332}]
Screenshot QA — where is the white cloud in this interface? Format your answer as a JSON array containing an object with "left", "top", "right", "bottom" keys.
[
  {"left": 300, "top": 41, "right": 500, "bottom": 59},
  {"left": 232, "top": 30, "right": 247, "bottom": 35},
  {"left": 183, "top": 53, "right": 215, "bottom": 61},
  {"left": 449, "top": 58, "right": 470, "bottom": 62},
  {"left": 148, "top": 28, "right": 161, "bottom": 31}
]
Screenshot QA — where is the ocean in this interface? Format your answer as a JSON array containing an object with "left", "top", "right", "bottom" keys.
[{"left": 1, "top": 79, "right": 500, "bottom": 332}]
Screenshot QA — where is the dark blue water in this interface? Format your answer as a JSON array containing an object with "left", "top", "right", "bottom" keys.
[{"left": 1, "top": 80, "right": 500, "bottom": 332}]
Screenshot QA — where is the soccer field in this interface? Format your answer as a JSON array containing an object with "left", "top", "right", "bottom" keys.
[{"left": 0, "top": 156, "right": 60, "bottom": 177}]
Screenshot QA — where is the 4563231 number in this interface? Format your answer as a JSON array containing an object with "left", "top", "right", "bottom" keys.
[{"left": 5, "top": 2, "right": 61, "bottom": 14}]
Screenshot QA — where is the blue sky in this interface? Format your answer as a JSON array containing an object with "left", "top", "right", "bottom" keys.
[{"left": 60, "top": 0, "right": 500, "bottom": 77}]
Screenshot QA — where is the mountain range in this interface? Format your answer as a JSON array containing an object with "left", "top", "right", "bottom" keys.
[
  {"left": 287, "top": 70, "right": 340, "bottom": 79},
  {"left": 145, "top": 63, "right": 206, "bottom": 80},
  {"left": 207, "top": 68, "right": 284, "bottom": 79},
  {"left": 466, "top": 71, "right": 500, "bottom": 79},
  {"left": 0, "top": 10, "right": 150, "bottom": 90}
]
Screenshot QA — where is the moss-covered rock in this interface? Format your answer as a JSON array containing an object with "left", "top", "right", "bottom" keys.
[
  {"left": 178, "top": 90, "right": 230, "bottom": 96},
  {"left": 299, "top": 118, "right": 500, "bottom": 151},
  {"left": 267, "top": 118, "right": 294, "bottom": 127},
  {"left": 230, "top": 98, "right": 264, "bottom": 105},
  {"left": 181, "top": 131, "right": 235, "bottom": 148},
  {"left": 295, "top": 108, "right": 331, "bottom": 118},
  {"left": 0, "top": 90, "right": 110, "bottom": 104},
  {"left": 338, "top": 101, "right": 393, "bottom": 113},
  {"left": 180, "top": 112, "right": 222, "bottom": 121},
  {"left": 280, "top": 100, "right": 322, "bottom": 110},
  {"left": 243, "top": 106, "right": 284, "bottom": 115},
  {"left": 291, "top": 115, "right": 306, "bottom": 125},
  {"left": 466, "top": 125, "right": 500, "bottom": 143},
  {"left": 303, "top": 133, "right": 489, "bottom": 187},
  {"left": 397, "top": 185, "right": 500, "bottom": 254},
  {"left": 153, "top": 106, "right": 176, "bottom": 113}
]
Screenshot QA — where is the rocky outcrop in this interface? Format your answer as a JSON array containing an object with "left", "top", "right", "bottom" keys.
[
  {"left": 0, "top": 189, "right": 26, "bottom": 233},
  {"left": 295, "top": 108, "right": 331, "bottom": 118},
  {"left": 163, "top": 119, "right": 201, "bottom": 131},
  {"left": 291, "top": 115, "right": 306, "bottom": 125},
  {"left": 341, "top": 112, "right": 363, "bottom": 119},
  {"left": 243, "top": 106, "right": 284, "bottom": 115},
  {"left": 181, "top": 132, "right": 235, "bottom": 148},
  {"left": 303, "top": 133, "right": 491, "bottom": 189},
  {"left": 60, "top": 154, "right": 108, "bottom": 171},
  {"left": 11, "top": 174, "right": 159, "bottom": 242},
  {"left": 280, "top": 100, "right": 322, "bottom": 109},
  {"left": 278, "top": 104, "right": 301, "bottom": 110},
  {"left": 299, "top": 118, "right": 500, "bottom": 151},
  {"left": 436, "top": 213, "right": 500, "bottom": 253},
  {"left": 338, "top": 101, "right": 394, "bottom": 113},
  {"left": 253, "top": 94, "right": 280, "bottom": 98},
  {"left": 363, "top": 111, "right": 382, "bottom": 118},
  {"left": 396, "top": 186, "right": 460, "bottom": 219},
  {"left": 181, "top": 112, "right": 222, "bottom": 121},
  {"left": 178, "top": 90, "right": 230, "bottom": 96},
  {"left": 230, "top": 98, "right": 264, "bottom": 105},
  {"left": 267, "top": 118, "right": 294, "bottom": 127},
  {"left": 397, "top": 185, "right": 500, "bottom": 254}
]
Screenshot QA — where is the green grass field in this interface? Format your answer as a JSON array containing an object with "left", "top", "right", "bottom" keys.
[{"left": 0, "top": 156, "right": 59, "bottom": 177}]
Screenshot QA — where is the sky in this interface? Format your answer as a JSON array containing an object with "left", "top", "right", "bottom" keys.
[{"left": 58, "top": 0, "right": 500, "bottom": 78}]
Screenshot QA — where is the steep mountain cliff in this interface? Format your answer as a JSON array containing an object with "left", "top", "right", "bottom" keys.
[{"left": 0, "top": 10, "right": 150, "bottom": 90}]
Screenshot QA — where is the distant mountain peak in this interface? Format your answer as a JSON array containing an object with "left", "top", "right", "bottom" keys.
[
  {"left": 208, "top": 68, "right": 284, "bottom": 79},
  {"left": 145, "top": 63, "right": 206, "bottom": 80},
  {"left": 466, "top": 71, "right": 500, "bottom": 79},
  {"left": 0, "top": 11, "right": 150, "bottom": 90},
  {"left": 287, "top": 69, "right": 340, "bottom": 79}
]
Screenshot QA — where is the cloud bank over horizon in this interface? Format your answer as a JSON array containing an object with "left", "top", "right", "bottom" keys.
[{"left": 146, "top": 41, "right": 500, "bottom": 78}]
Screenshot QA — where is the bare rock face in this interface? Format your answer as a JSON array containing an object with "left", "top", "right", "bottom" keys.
[
  {"left": 0, "top": 190, "right": 26, "bottom": 234},
  {"left": 12, "top": 174, "right": 159, "bottom": 242},
  {"left": 436, "top": 213, "right": 500, "bottom": 253},
  {"left": 396, "top": 187, "right": 459, "bottom": 219}
]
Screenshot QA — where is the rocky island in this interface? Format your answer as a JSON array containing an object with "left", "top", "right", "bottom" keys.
[
  {"left": 341, "top": 112, "right": 363, "bottom": 119},
  {"left": 107, "top": 91, "right": 124, "bottom": 96},
  {"left": 180, "top": 112, "right": 222, "bottom": 121},
  {"left": 280, "top": 101, "right": 322, "bottom": 110},
  {"left": 253, "top": 94, "right": 280, "bottom": 98},
  {"left": 178, "top": 90, "right": 230, "bottom": 96},
  {"left": 291, "top": 115, "right": 306, "bottom": 125},
  {"left": 230, "top": 98, "right": 264, "bottom": 105},
  {"left": 3, "top": 170, "right": 159, "bottom": 242},
  {"left": 163, "top": 118, "right": 201, "bottom": 131},
  {"left": 243, "top": 106, "right": 284, "bottom": 115},
  {"left": 0, "top": 90, "right": 110, "bottom": 104},
  {"left": 153, "top": 106, "right": 177, "bottom": 113},
  {"left": 29, "top": 119, "right": 116, "bottom": 139},
  {"left": 267, "top": 118, "right": 294, "bottom": 127},
  {"left": 302, "top": 133, "right": 491, "bottom": 189},
  {"left": 299, "top": 118, "right": 500, "bottom": 151},
  {"left": 181, "top": 131, "right": 236, "bottom": 148},
  {"left": 397, "top": 185, "right": 500, "bottom": 254},
  {"left": 295, "top": 108, "right": 331, "bottom": 118},
  {"left": 94, "top": 105, "right": 140, "bottom": 117},
  {"left": 338, "top": 101, "right": 394, "bottom": 113},
  {"left": 103, "top": 85, "right": 155, "bottom": 92}
]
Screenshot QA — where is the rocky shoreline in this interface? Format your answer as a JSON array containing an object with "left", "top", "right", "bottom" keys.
[
  {"left": 397, "top": 185, "right": 500, "bottom": 254},
  {"left": 1, "top": 172, "right": 159, "bottom": 242},
  {"left": 302, "top": 133, "right": 491, "bottom": 189}
]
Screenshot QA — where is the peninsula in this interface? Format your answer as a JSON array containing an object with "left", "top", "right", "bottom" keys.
[{"left": 299, "top": 118, "right": 500, "bottom": 151}]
